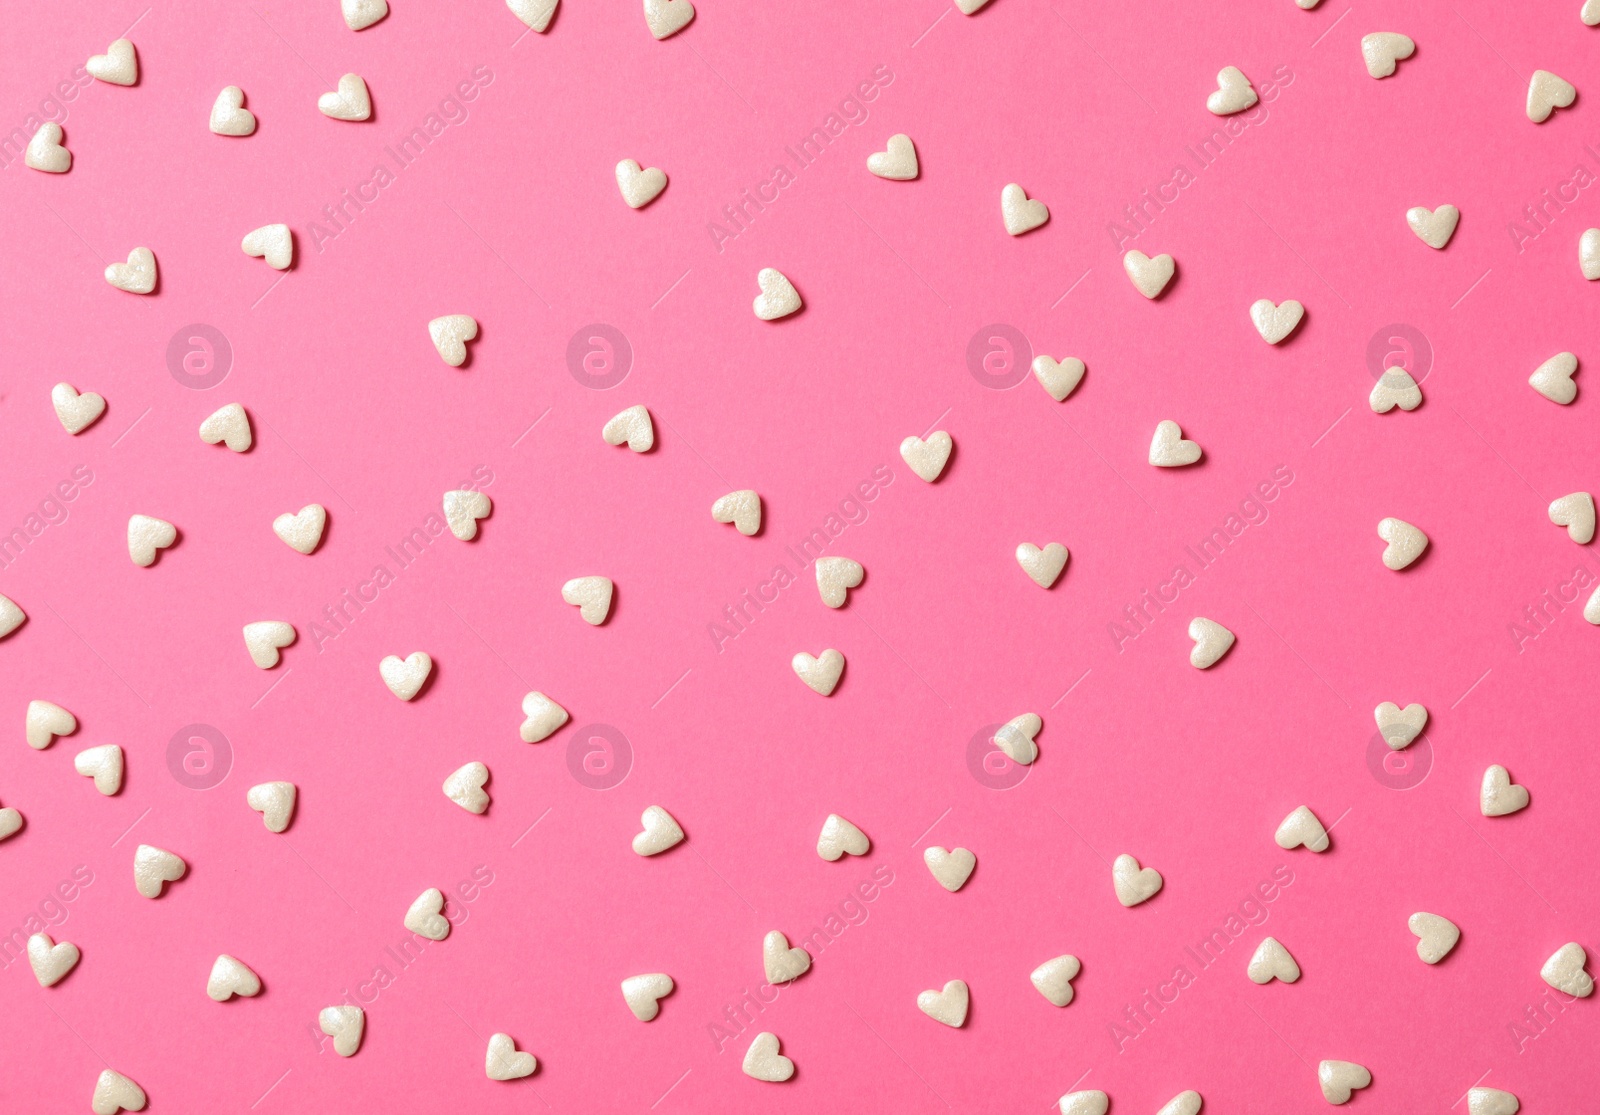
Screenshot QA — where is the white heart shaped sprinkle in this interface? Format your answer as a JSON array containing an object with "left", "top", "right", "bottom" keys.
[
  {"left": 342, "top": 0, "right": 388, "bottom": 30},
  {"left": 207, "top": 954, "right": 262, "bottom": 1000},
  {"left": 1124, "top": 250, "right": 1176, "bottom": 298},
  {"left": 443, "top": 761, "right": 490, "bottom": 814},
  {"left": 0, "top": 595, "right": 25, "bottom": 639},
  {"left": 76, "top": 744, "right": 124, "bottom": 795},
  {"left": 602, "top": 404, "right": 654, "bottom": 451},
  {"left": 28, "top": 932, "right": 80, "bottom": 987},
  {"left": 562, "top": 576, "right": 614, "bottom": 625},
  {"left": 0, "top": 806, "right": 21, "bottom": 842},
  {"left": 105, "top": 246, "right": 156, "bottom": 294},
  {"left": 899, "top": 430, "right": 953, "bottom": 481},
  {"left": 1207, "top": 66, "right": 1258, "bottom": 114},
  {"left": 508, "top": 0, "right": 560, "bottom": 32},
  {"left": 273, "top": 505, "right": 326, "bottom": 554},
  {"left": 45, "top": 382, "right": 101, "bottom": 437},
  {"left": 1378, "top": 517, "right": 1428, "bottom": 570},
  {"left": 1480, "top": 765, "right": 1529, "bottom": 816},
  {"left": 133, "top": 844, "right": 185, "bottom": 898},
  {"left": 1057, "top": 1089, "right": 1108, "bottom": 1115},
  {"left": 1031, "top": 954, "right": 1080, "bottom": 1007},
  {"left": 1528, "top": 69, "right": 1576, "bottom": 123},
  {"left": 742, "top": 1031, "right": 795, "bottom": 1082},
  {"left": 199, "top": 402, "right": 252, "bottom": 452},
  {"left": 815, "top": 556, "right": 864, "bottom": 608},
  {"left": 210, "top": 86, "right": 256, "bottom": 135},
  {"left": 1156, "top": 1092, "right": 1202, "bottom": 1115},
  {"left": 994, "top": 712, "right": 1041, "bottom": 765},
  {"left": 867, "top": 133, "right": 918, "bottom": 180},
  {"left": 633, "top": 805, "right": 685, "bottom": 855},
  {"left": 519, "top": 691, "right": 569, "bottom": 742},
  {"left": 1001, "top": 183, "right": 1049, "bottom": 235},
  {"left": 246, "top": 782, "right": 296, "bottom": 833},
  {"left": 1112, "top": 853, "right": 1162, "bottom": 906},
  {"left": 1031, "top": 354, "right": 1085, "bottom": 401},
  {"left": 1549, "top": 492, "right": 1595, "bottom": 544},
  {"left": 1530, "top": 351, "right": 1579, "bottom": 404},
  {"left": 1586, "top": 584, "right": 1600, "bottom": 624},
  {"left": 712, "top": 490, "right": 762, "bottom": 535},
  {"left": 1587, "top": 0, "right": 1600, "bottom": 25},
  {"left": 1275, "top": 805, "right": 1330, "bottom": 852},
  {"left": 243, "top": 621, "right": 296, "bottom": 669},
  {"left": 25, "top": 122, "right": 71, "bottom": 172},
  {"left": 87, "top": 39, "right": 138, "bottom": 85},
  {"left": 924, "top": 846, "right": 976, "bottom": 892},
  {"left": 753, "top": 267, "right": 802, "bottom": 320},
  {"left": 1016, "top": 542, "right": 1068, "bottom": 588},
  {"left": 1370, "top": 368, "right": 1423, "bottom": 413},
  {"left": 793, "top": 649, "right": 845, "bottom": 696},
  {"left": 1582, "top": 228, "right": 1600, "bottom": 279},
  {"left": 1188, "top": 617, "right": 1235, "bottom": 669},
  {"left": 320, "top": 1005, "right": 365, "bottom": 1056},
  {"left": 379, "top": 652, "right": 433, "bottom": 700},
  {"left": 318, "top": 74, "right": 372, "bottom": 121},
  {"left": 485, "top": 1033, "right": 537, "bottom": 1080},
  {"left": 1247, "top": 936, "right": 1301, "bottom": 983},
  {"left": 1408, "top": 912, "right": 1460, "bottom": 964},
  {"left": 643, "top": 0, "right": 695, "bottom": 39},
  {"left": 616, "top": 159, "right": 668, "bottom": 208},
  {"left": 1466, "top": 1088, "right": 1520, "bottom": 1115},
  {"left": 1318, "top": 1060, "right": 1372, "bottom": 1104},
  {"left": 917, "top": 979, "right": 969, "bottom": 1027},
  {"left": 1541, "top": 942, "right": 1594, "bottom": 997},
  {"left": 1374, "top": 701, "right": 1427, "bottom": 749},
  {"left": 817, "top": 813, "right": 869, "bottom": 860},
  {"left": 1150, "top": 420, "right": 1201, "bottom": 467},
  {"left": 241, "top": 224, "right": 293, "bottom": 270},
  {"left": 1250, "top": 299, "right": 1304, "bottom": 344},
  {"left": 429, "top": 315, "right": 478, "bottom": 367},
  {"left": 763, "top": 931, "right": 811, "bottom": 983},
  {"left": 443, "top": 490, "right": 491, "bottom": 540},
  {"left": 621, "top": 973, "right": 674, "bottom": 1021},
  {"left": 1361, "top": 32, "right": 1415, "bottom": 79},
  {"left": 91, "top": 1069, "right": 146, "bottom": 1114},
  {"left": 404, "top": 888, "right": 450, "bottom": 940},
  {"left": 955, "top": 0, "right": 993, "bottom": 14},
  {"left": 1407, "top": 205, "right": 1459, "bottom": 249},
  {"left": 26, "top": 700, "right": 76, "bottom": 749}
]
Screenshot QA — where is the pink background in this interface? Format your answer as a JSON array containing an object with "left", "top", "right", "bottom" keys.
[{"left": 2, "top": 0, "right": 1598, "bottom": 1110}]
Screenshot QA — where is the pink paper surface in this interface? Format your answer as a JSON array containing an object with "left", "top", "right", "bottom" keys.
[{"left": 2, "top": 0, "right": 1597, "bottom": 1110}]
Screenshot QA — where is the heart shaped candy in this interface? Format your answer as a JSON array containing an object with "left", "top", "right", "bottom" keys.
[
  {"left": 616, "top": 159, "right": 668, "bottom": 208},
  {"left": 87, "top": 39, "right": 138, "bottom": 85},
  {"left": 643, "top": 0, "right": 694, "bottom": 39},
  {"left": 602, "top": 405, "right": 654, "bottom": 451},
  {"left": 210, "top": 86, "right": 255, "bottom": 135},
  {"left": 1541, "top": 942, "right": 1593, "bottom": 997},
  {"left": 1370, "top": 369, "right": 1423, "bottom": 413},
  {"left": 26, "top": 700, "right": 76, "bottom": 749},
  {"left": 917, "top": 979, "right": 969, "bottom": 1027},
  {"left": 247, "top": 782, "right": 296, "bottom": 833},
  {"left": 1251, "top": 299, "right": 1304, "bottom": 344},
  {"left": 1480, "top": 765, "right": 1529, "bottom": 816},
  {"left": 1374, "top": 701, "right": 1427, "bottom": 748},
  {"left": 817, "top": 813, "right": 869, "bottom": 860},
  {"left": 763, "top": 931, "right": 811, "bottom": 982},
  {"left": 1001, "top": 183, "right": 1049, "bottom": 235},
  {"left": 206, "top": 954, "right": 262, "bottom": 1000},
  {"left": 519, "top": 691, "right": 570, "bottom": 742},
  {"left": 133, "top": 844, "right": 185, "bottom": 897},
  {"left": 924, "top": 846, "right": 976, "bottom": 892},
  {"left": 994, "top": 712, "right": 1041, "bottom": 764},
  {"left": 1275, "top": 805, "right": 1330, "bottom": 852},
  {"left": 1530, "top": 352, "right": 1579, "bottom": 404},
  {"left": 899, "top": 431, "right": 953, "bottom": 481},
  {"left": 342, "top": 0, "right": 388, "bottom": 30},
  {"left": 1407, "top": 205, "right": 1459, "bottom": 249},
  {"left": 1528, "top": 70, "right": 1576, "bottom": 123},
  {"left": 243, "top": 622, "right": 295, "bottom": 669},
  {"left": 1112, "top": 853, "right": 1162, "bottom": 906},
  {"left": 25, "top": 122, "right": 71, "bottom": 172},
  {"left": 199, "top": 402, "right": 252, "bottom": 451},
  {"left": 28, "top": 932, "right": 80, "bottom": 987},
  {"left": 1124, "top": 250, "right": 1175, "bottom": 298},
  {"left": 1188, "top": 617, "right": 1235, "bottom": 669},
  {"left": 429, "top": 315, "right": 478, "bottom": 367},
  {"left": 815, "top": 556, "right": 863, "bottom": 607},
  {"left": 105, "top": 247, "right": 156, "bottom": 294},
  {"left": 404, "top": 888, "right": 450, "bottom": 940},
  {"left": 753, "top": 268, "right": 802, "bottom": 320},
  {"left": 742, "top": 1031, "right": 793, "bottom": 1081},
  {"left": 1361, "top": 32, "right": 1415, "bottom": 79},
  {"left": 1016, "top": 543, "right": 1068, "bottom": 588},
  {"left": 1031, "top": 954, "right": 1080, "bottom": 1007},
  {"left": 77, "top": 744, "right": 124, "bottom": 795},
  {"left": 1377, "top": 518, "right": 1428, "bottom": 570},
  {"left": 242, "top": 224, "right": 292, "bottom": 270},
  {"left": 1150, "top": 420, "right": 1201, "bottom": 466},
  {"left": 91, "top": 1069, "right": 146, "bottom": 1114},
  {"left": 562, "top": 576, "right": 614, "bottom": 624},
  {"left": 1318, "top": 1060, "right": 1372, "bottom": 1104},
  {"left": 443, "top": 762, "right": 490, "bottom": 814},
  {"left": 632, "top": 805, "right": 684, "bottom": 855},
  {"left": 1247, "top": 936, "right": 1301, "bottom": 983},
  {"left": 508, "top": 0, "right": 560, "bottom": 32},
  {"left": 867, "top": 134, "right": 918, "bottom": 180},
  {"left": 621, "top": 973, "right": 674, "bottom": 1021},
  {"left": 318, "top": 74, "right": 371, "bottom": 120},
  {"left": 444, "top": 490, "right": 491, "bottom": 540},
  {"left": 712, "top": 490, "right": 762, "bottom": 535},
  {"left": 1207, "top": 66, "right": 1258, "bottom": 114},
  {"left": 272, "top": 505, "right": 326, "bottom": 554},
  {"left": 1408, "top": 912, "right": 1460, "bottom": 964},
  {"left": 792, "top": 649, "right": 845, "bottom": 695},
  {"left": 379, "top": 652, "right": 433, "bottom": 700},
  {"left": 320, "top": 1005, "right": 365, "bottom": 1056},
  {"left": 1549, "top": 492, "right": 1595, "bottom": 544},
  {"left": 485, "top": 1033, "right": 537, "bottom": 1080},
  {"left": 1031, "top": 355, "right": 1085, "bottom": 401}
]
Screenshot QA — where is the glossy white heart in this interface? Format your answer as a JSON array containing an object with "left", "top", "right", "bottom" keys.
[
  {"left": 429, "top": 315, "right": 478, "bottom": 367},
  {"left": 955, "top": 0, "right": 993, "bottom": 14},
  {"left": 817, "top": 813, "right": 869, "bottom": 860},
  {"left": 1058, "top": 1090, "right": 1108, "bottom": 1115},
  {"left": 1541, "top": 942, "right": 1593, "bottom": 997},
  {"left": 1378, "top": 517, "right": 1428, "bottom": 570},
  {"left": 485, "top": 1032, "right": 537, "bottom": 1079},
  {"left": 243, "top": 621, "right": 295, "bottom": 668},
  {"left": 0, "top": 595, "right": 24, "bottom": 639},
  {"left": 1586, "top": 0, "right": 1600, "bottom": 25},
  {"left": 1370, "top": 369, "right": 1423, "bottom": 413},
  {"left": 52, "top": 383, "right": 105, "bottom": 436},
  {"left": 1582, "top": 227, "right": 1600, "bottom": 279},
  {"left": 1112, "top": 853, "right": 1162, "bottom": 906},
  {"left": 1275, "top": 805, "right": 1330, "bottom": 852},
  {"left": 1157, "top": 1091, "right": 1202, "bottom": 1115},
  {"left": 207, "top": 954, "right": 262, "bottom": 1000},
  {"left": 404, "top": 888, "right": 450, "bottom": 940},
  {"left": 1150, "top": 421, "right": 1201, "bottom": 466},
  {"left": 1530, "top": 352, "right": 1579, "bottom": 404},
  {"left": 342, "top": 0, "right": 388, "bottom": 30},
  {"left": 917, "top": 979, "right": 969, "bottom": 1026},
  {"left": 1188, "top": 617, "right": 1235, "bottom": 668},
  {"left": 1207, "top": 66, "right": 1258, "bottom": 114},
  {"left": 133, "top": 844, "right": 185, "bottom": 897},
  {"left": 1031, "top": 355, "right": 1085, "bottom": 401},
  {"left": 247, "top": 782, "right": 296, "bottom": 833},
  {"left": 712, "top": 490, "right": 762, "bottom": 535},
  {"left": 867, "top": 134, "right": 918, "bottom": 180},
  {"left": 25, "top": 122, "right": 70, "bottom": 172},
  {"left": 742, "top": 1031, "right": 794, "bottom": 1081},
  {"left": 1001, "top": 183, "right": 1049, "bottom": 235},
  {"left": 1016, "top": 542, "right": 1068, "bottom": 588},
  {"left": 28, "top": 932, "right": 79, "bottom": 986},
  {"left": 793, "top": 649, "right": 845, "bottom": 696},
  {"left": 633, "top": 805, "right": 684, "bottom": 855},
  {"left": 105, "top": 246, "right": 156, "bottom": 294},
  {"left": 508, "top": 0, "right": 559, "bottom": 32},
  {"left": 273, "top": 505, "right": 326, "bottom": 554},
  {"left": 1466, "top": 1088, "right": 1520, "bottom": 1115},
  {"left": 1374, "top": 701, "right": 1427, "bottom": 748},
  {"left": 643, "top": 0, "right": 695, "bottom": 39},
  {"left": 1124, "top": 250, "right": 1175, "bottom": 298},
  {"left": 602, "top": 404, "right": 654, "bottom": 451},
  {"left": 924, "top": 846, "right": 976, "bottom": 891},
  {"left": 1318, "top": 1060, "right": 1372, "bottom": 1104},
  {"left": 763, "top": 930, "right": 811, "bottom": 982},
  {"left": 1247, "top": 936, "right": 1300, "bottom": 983},
  {"left": 1528, "top": 70, "right": 1576, "bottom": 123},
  {"left": 519, "top": 691, "right": 569, "bottom": 742},
  {"left": 91, "top": 1069, "right": 146, "bottom": 1114},
  {"left": 562, "top": 576, "right": 614, "bottom": 624},
  {"left": 0, "top": 806, "right": 20, "bottom": 842},
  {"left": 320, "top": 1005, "right": 365, "bottom": 1056},
  {"left": 816, "top": 556, "right": 863, "bottom": 607},
  {"left": 241, "top": 224, "right": 292, "bottom": 270},
  {"left": 1407, "top": 205, "right": 1459, "bottom": 249},
  {"left": 1361, "top": 32, "right": 1415, "bottom": 79},
  {"left": 1250, "top": 299, "right": 1304, "bottom": 344},
  {"left": 379, "top": 652, "right": 433, "bottom": 700},
  {"left": 622, "top": 973, "right": 674, "bottom": 1020},
  {"left": 444, "top": 490, "right": 491, "bottom": 540},
  {"left": 77, "top": 744, "right": 124, "bottom": 795},
  {"left": 616, "top": 159, "right": 668, "bottom": 208},
  {"left": 753, "top": 267, "right": 802, "bottom": 320},
  {"left": 87, "top": 39, "right": 138, "bottom": 85},
  {"left": 199, "top": 402, "right": 252, "bottom": 451},
  {"left": 1480, "top": 765, "right": 1529, "bottom": 816},
  {"left": 210, "top": 86, "right": 255, "bottom": 135},
  {"left": 900, "top": 431, "right": 953, "bottom": 481},
  {"left": 1408, "top": 912, "right": 1459, "bottom": 964},
  {"left": 1031, "top": 954, "right": 1080, "bottom": 1007},
  {"left": 443, "top": 761, "right": 490, "bottom": 814},
  {"left": 1549, "top": 492, "right": 1595, "bottom": 543},
  {"left": 26, "top": 700, "right": 76, "bottom": 749},
  {"left": 994, "top": 712, "right": 1041, "bottom": 764},
  {"left": 318, "top": 74, "right": 372, "bottom": 121}
]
